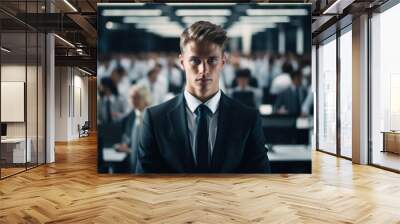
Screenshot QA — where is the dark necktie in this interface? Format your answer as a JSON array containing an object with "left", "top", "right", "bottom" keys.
[
  {"left": 195, "top": 104, "right": 210, "bottom": 172},
  {"left": 295, "top": 87, "right": 301, "bottom": 115},
  {"left": 106, "top": 98, "right": 112, "bottom": 123}
]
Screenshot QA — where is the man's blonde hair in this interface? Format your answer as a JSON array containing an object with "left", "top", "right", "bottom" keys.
[{"left": 180, "top": 21, "right": 227, "bottom": 53}]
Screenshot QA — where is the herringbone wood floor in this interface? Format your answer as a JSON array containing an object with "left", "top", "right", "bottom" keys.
[{"left": 1, "top": 134, "right": 400, "bottom": 224}]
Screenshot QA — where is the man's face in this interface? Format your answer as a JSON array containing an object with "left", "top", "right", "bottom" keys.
[
  {"left": 148, "top": 70, "right": 159, "bottom": 84},
  {"left": 179, "top": 40, "right": 226, "bottom": 99},
  {"left": 237, "top": 77, "right": 249, "bottom": 89},
  {"left": 131, "top": 91, "right": 147, "bottom": 111},
  {"left": 292, "top": 76, "right": 302, "bottom": 86}
]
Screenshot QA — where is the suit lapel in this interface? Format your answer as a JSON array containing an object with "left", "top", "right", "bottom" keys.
[
  {"left": 167, "top": 94, "right": 196, "bottom": 171},
  {"left": 211, "top": 93, "right": 233, "bottom": 172}
]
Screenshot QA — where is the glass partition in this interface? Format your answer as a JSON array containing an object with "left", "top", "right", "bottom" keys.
[
  {"left": 371, "top": 3, "right": 400, "bottom": 171},
  {"left": 339, "top": 27, "right": 352, "bottom": 158},
  {"left": 0, "top": 1, "right": 46, "bottom": 179},
  {"left": 27, "top": 30, "right": 38, "bottom": 169},
  {"left": 1, "top": 30, "right": 28, "bottom": 177},
  {"left": 317, "top": 35, "right": 337, "bottom": 154}
]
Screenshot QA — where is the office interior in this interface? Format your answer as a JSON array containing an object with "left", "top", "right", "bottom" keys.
[{"left": 0, "top": 0, "right": 400, "bottom": 222}]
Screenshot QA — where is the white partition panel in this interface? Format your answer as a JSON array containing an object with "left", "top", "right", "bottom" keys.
[{"left": 1, "top": 82, "right": 25, "bottom": 122}]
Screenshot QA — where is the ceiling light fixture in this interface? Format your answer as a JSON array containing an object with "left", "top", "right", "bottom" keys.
[
  {"left": 1, "top": 47, "right": 11, "bottom": 53},
  {"left": 246, "top": 9, "right": 308, "bottom": 16},
  {"left": 102, "top": 9, "right": 162, "bottom": 17},
  {"left": 54, "top": 34, "right": 75, "bottom": 48},
  {"left": 63, "top": 0, "right": 78, "bottom": 12},
  {"left": 182, "top": 16, "right": 227, "bottom": 25},
  {"left": 176, "top": 9, "right": 231, "bottom": 16},
  {"left": 239, "top": 16, "right": 290, "bottom": 23},
  {"left": 123, "top": 16, "right": 170, "bottom": 24},
  {"left": 322, "top": 0, "right": 346, "bottom": 14},
  {"left": 98, "top": 3, "right": 146, "bottom": 6},
  {"left": 167, "top": 3, "right": 236, "bottom": 6},
  {"left": 78, "top": 67, "right": 92, "bottom": 76}
]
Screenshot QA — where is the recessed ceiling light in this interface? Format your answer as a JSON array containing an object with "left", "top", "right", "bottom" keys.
[
  {"left": 246, "top": 9, "right": 308, "bottom": 16},
  {"left": 102, "top": 9, "right": 162, "bottom": 17},
  {"left": 176, "top": 9, "right": 231, "bottom": 16},
  {"left": 98, "top": 3, "right": 146, "bottom": 6},
  {"left": 239, "top": 16, "right": 290, "bottom": 23},
  {"left": 182, "top": 16, "right": 227, "bottom": 24},
  {"left": 167, "top": 3, "right": 236, "bottom": 6},
  {"left": 123, "top": 16, "right": 170, "bottom": 24}
]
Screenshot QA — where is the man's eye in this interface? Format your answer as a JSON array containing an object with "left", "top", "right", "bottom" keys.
[
  {"left": 208, "top": 58, "right": 218, "bottom": 65},
  {"left": 190, "top": 59, "right": 201, "bottom": 65}
]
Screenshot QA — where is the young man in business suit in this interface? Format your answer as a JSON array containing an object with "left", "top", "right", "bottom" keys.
[{"left": 136, "top": 21, "right": 270, "bottom": 173}]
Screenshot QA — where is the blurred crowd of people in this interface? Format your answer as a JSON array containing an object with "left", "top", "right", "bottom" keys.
[
  {"left": 98, "top": 51, "right": 312, "bottom": 119},
  {"left": 97, "top": 51, "right": 313, "bottom": 173}
]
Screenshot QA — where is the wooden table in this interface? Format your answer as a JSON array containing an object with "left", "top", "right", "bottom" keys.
[
  {"left": 381, "top": 131, "right": 400, "bottom": 154},
  {"left": 1, "top": 138, "right": 32, "bottom": 164}
]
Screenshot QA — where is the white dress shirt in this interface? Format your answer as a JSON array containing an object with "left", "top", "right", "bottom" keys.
[
  {"left": 184, "top": 89, "right": 221, "bottom": 164},
  {"left": 99, "top": 94, "right": 126, "bottom": 123},
  {"left": 136, "top": 76, "right": 168, "bottom": 106}
]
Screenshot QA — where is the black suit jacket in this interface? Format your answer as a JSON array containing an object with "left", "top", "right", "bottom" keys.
[
  {"left": 274, "top": 86, "right": 308, "bottom": 116},
  {"left": 121, "top": 111, "right": 136, "bottom": 146},
  {"left": 136, "top": 92, "right": 270, "bottom": 173}
]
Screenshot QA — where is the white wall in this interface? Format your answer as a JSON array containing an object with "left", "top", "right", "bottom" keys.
[
  {"left": 55, "top": 67, "right": 89, "bottom": 141},
  {"left": 55, "top": 66, "right": 69, "bottom": 141},
  {"left": 2, "top": 63, "right": 46, "bottom": 164}
]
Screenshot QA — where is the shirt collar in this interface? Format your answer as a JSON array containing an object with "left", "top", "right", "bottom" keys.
[{"left": 184, "top": 89, "right": 221, "bottom": 114}]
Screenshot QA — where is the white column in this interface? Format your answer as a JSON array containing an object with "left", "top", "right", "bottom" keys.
[
  {"left": 45, "top": 0, "right": 56, "bottom": 163},
  {"left": 352, "top": 14, "right": 369, "bottom": 164},
  {"left": 312, "top": 45, "right": 317, "bottom": 150},
  {"left": 54, "top": 67, "right": 75, "bottom": 141},
  {"left": 241, "top": 27, "right": 252, "bottom": 55},
  {"left": 296, "top": 26, "right": 304, "bottom": 55},
  {"left": 46, "top": 32, "right": 55, "bottom": 163},
  {"left": 229, "top": 37, "right": 239, "bottom": 52},
  {"left": 278, "top": 26, "right": 286, "bottom": 54}
]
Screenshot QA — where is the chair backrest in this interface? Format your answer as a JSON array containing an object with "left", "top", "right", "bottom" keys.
[
  {"left": 232, "top": 91, "right": 255, "bottom": 108},
  {"left": 82, "top": 121, "right": 90, "bottom": 129}
]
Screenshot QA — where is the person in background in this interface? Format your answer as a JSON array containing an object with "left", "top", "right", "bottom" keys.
[
  {"left": 136, "top": 64, "right": 165, "bottom": 106},
  {"left": 253, "top": 52, "right": 270, "bottom": 89},
  {"left": 274, "top": 70, "right": 308, "bottom": 116},
  {"left": 109, "top": 66, "right": 130, "bottom": 108},
  {"left": 269, "top": 61, "right": 293, "bottom": 95},
  {"left": 115, "top": 85, "right": 151, "bottom": 173},
  {"left": 165, "top": 56, "right": 185, "bottom": 94},
  {"left": 230, "top": 68, "right": 262, "bottom": 108},
  {"left": 98, "top": 77, "right": 126, "bottom": 124}
]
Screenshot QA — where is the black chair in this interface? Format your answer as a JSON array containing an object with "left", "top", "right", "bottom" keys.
[
  {"left": 261, "top": 115, "right": 309, "bottom": 145},
  {"left": 78, "top": 121, "right": 90, "bottom": 138},
  {"left": 98, "top": 122, "right": 130, "bottom": 173},
  {"left": 232, "top": 91, "right": 256, "bottom": 108},
  {"left": 262, "top": 114, "right": 311, "bottom": 174}
]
